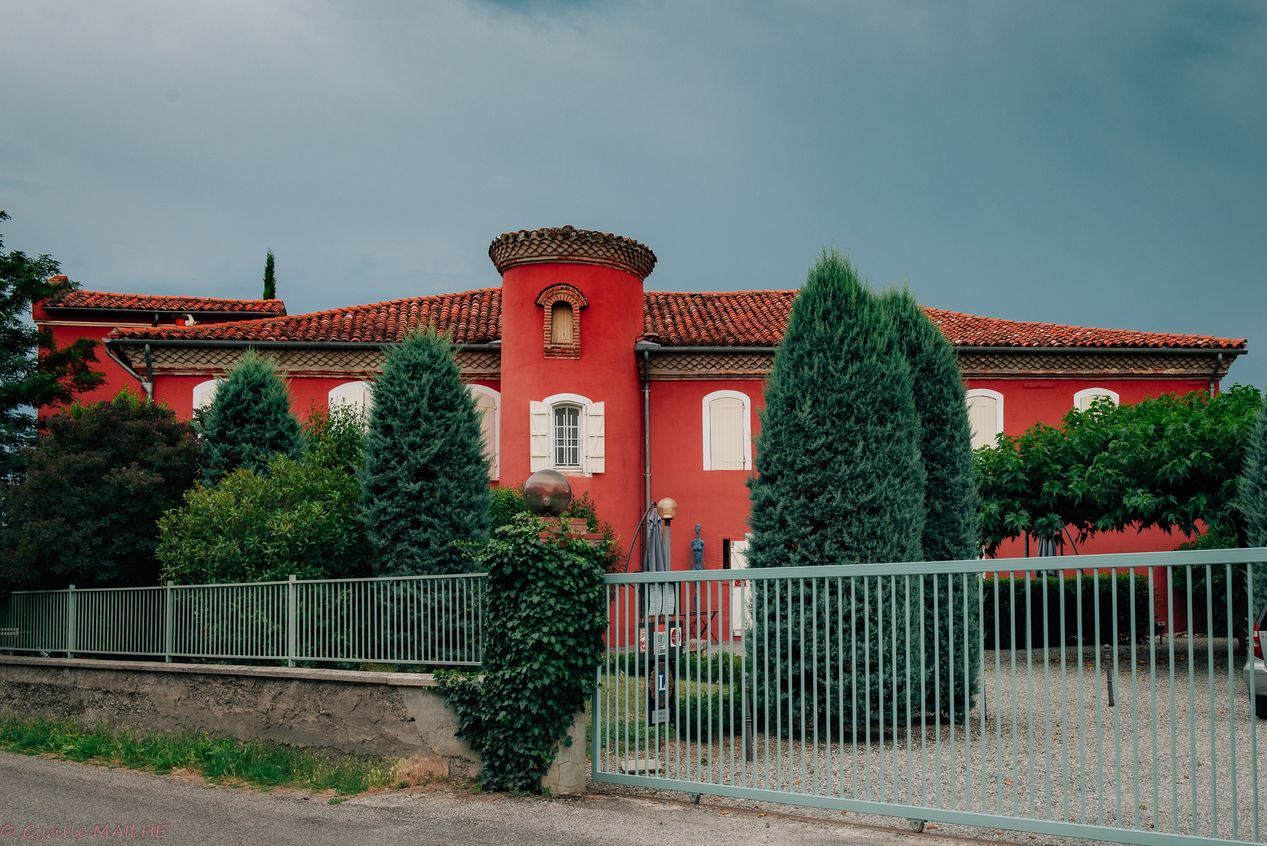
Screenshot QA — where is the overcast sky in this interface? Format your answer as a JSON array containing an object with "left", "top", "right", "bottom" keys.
[{"left": 3, "top": 1, "right": 1264, "bottom": 386}]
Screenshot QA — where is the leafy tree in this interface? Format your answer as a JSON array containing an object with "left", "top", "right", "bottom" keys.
[
  {"left": 362, "top": 331, "right": 490, "bottom": 576},
  {"left": 975, "top": 386, "right": 1262, "bottom": 554},
  {"left": 885, "top": 289, "right": 980, "bottom": 718},
  {"left": 262, "top": 250, "right": 276, "bottom": 300},
  {"left": 302, "top": 403, "right": 366, "bottom": 475},
  {"left": 200, "top": 350, "right": 300, "bottom": 484},
  {"left": 748, "top": 252, "right": 925, "bottom": 736},
  {"left": 2, "top": 391, "right": 200, "bottom": 588},
  {"left": 0, "top": 210, "right": 103, "bottom": 481},
  {"left": 157, "top": 453, "right": 373, "bottom": 584}
]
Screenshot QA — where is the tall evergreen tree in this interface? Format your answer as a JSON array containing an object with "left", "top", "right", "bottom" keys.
[
  {"left": 1238, "top": 391, "right": 1267, "bottom": 591},
  {"left": 0, "top": 210, "right": 103, "bottom": 481},
  {"left": 362, "top": 330, "right": 490, "bottom": 576},
  {"left": 885, "top": 289, "right": 981, "bottom": 718},
  {"left": 748, "top": 251, "right": 925, "bottom": 736},
  {"left": 262, "top": 250, "right": 276, "bottom": 300},
  {"left": 200, "top": 350, "right": 300, "bottom": 483}
]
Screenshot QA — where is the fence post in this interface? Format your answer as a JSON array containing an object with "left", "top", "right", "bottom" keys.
[
  {"left": 66, "top": 584, "right": 76, "bottom": 658},
  {"left": 164, "top": 581, "right": 174, "bottom": 663},
  {"left": 287, "top": 575, "right": 297, "bottom": 668}
]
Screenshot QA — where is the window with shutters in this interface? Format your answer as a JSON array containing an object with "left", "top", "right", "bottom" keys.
[
  {"left": 530, "top": 393, "right": 604, "bottom": 475},
  {"left": 328, "top": 381, "right": 372, "bottom": 416},
  {"left": 468, "top": 385, "right": 500, "bottom": 480},
  {"left": 702, "top": 390, "right": 752, "bottom": 471},
  {"left": 965, "top": 388, "right": 1004, "bottom": 450},
  {"left": 192, "top": 379, "right": 219, "bottom": 413},
  {"left": 1073, "top": 387, "right": 1119, "bottom": 412},
  {"left": 553, "top": 404, "right": 581, "bottom": 469},
  {"left": 535, "top": 284, "right": 587, "bottom": 358}
]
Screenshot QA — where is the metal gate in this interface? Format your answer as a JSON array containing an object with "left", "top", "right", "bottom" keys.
[{"left": 592, "top": 548, "right": 1267, "bottom": 845}]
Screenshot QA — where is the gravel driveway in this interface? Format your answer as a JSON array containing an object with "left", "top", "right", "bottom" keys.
[{"left": 596, "top": 640, "right": 1266, "bottom": 844}]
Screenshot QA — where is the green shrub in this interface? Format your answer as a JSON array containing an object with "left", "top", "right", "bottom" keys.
[
  {"left": 200, "top": 351, "right": 301, "bottom": 484},
  {"left": 438, "top": 514, "right": 607, "bottom": 793},
  {"left": 302, "top": 403, "right": 366, "bottom": 475},
  {"left": 748, "top": 252, "right": 924, "bottom": 738},
  {"left": 980, "top": 571, "right": 1151, "bottom": 649},
  {"left": 158, "top": 453, "right": 373, "bottom": 584},
  {"left": 1, "top": 391, "right": 200, "bottom": 588}
]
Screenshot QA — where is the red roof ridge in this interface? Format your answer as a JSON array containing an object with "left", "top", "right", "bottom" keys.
[{"left": 50, "top": 289, "right": 287, "bottom": 314}]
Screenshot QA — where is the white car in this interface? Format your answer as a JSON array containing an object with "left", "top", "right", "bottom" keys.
[{"left": 1247, "top": 602, "right": 1267, "bottom": 720}]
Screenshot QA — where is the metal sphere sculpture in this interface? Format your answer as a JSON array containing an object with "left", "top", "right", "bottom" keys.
[{"left": 523, "top": 469, "right": 573, "bottom": 516}]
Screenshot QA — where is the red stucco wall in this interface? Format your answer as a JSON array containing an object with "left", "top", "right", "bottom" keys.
[{"left": 498, "top": 261, "right": 647, "bottom": 553}]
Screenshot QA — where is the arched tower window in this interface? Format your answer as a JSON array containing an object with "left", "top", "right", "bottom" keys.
[
  {"left": 535, "top": 284, "right": 588, "bottom": 358},
  {"left": 551, "top": 301, "right": 574, "bottom": 345}
]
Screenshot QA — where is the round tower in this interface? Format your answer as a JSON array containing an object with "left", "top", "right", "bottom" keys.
[{"left": 490, "top": 226, "right": 656, "bottom": 543}]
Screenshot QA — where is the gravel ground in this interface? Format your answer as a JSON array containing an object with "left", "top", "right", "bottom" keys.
[{"left": 596, "top": 641, "right": 1267, "bottom": 844}]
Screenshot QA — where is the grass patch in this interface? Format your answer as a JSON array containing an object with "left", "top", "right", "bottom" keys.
[{"left": 0, "top": 716, "right": 395, "bottom": 795}]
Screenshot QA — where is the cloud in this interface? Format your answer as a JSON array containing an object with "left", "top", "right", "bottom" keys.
[{"left": 1, "top": 0, "right": 1263, "bottom": 382}]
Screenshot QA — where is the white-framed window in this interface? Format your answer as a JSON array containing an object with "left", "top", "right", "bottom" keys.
[
  {"left": 192, "top": 379, "right": 219, "bottom": 412},
  {"left": 702, "top": 389, "right": 752, "bottom": 471},
  {"left": 530, "top": 392, "right": 605, "bottom": 475},
  {"left": 1073, "top": 387, "right": 1119, "bottom": 412},
  {"left": 468, "top": 385, "right": 501, "bottom": 481},
  {"left": 965, "top": 388, "right": 1004, "bottom": 450},
  {"left": 328, "top": 381, "right": 373, "bottom": 415}
]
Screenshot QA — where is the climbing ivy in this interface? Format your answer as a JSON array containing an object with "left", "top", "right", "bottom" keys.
[{"left": 438, "top": 514, "right": 608, "bottom": 793}]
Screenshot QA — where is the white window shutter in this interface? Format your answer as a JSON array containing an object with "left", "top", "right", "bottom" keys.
[
  {"left": 709, "top": 397, "right": 747, "bottom": 470},
  {"left": 584, "top": 401, "right": 605, "bottom": 474},
  {"left": 529, "top": 401, "right": 549, "bottom": 471}
]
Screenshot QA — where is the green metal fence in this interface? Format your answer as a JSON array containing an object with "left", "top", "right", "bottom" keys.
[
  {"left": 593, "top": 548, "right": 1267, "bottom": 846},
  {"left": 0, "top": 573, "right": 485, "bottom": 667}
]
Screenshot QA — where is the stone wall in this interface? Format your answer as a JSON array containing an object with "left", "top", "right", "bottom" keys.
[
  {"left": 0, "top": 656, "right": 588, "bottom": 794},
  {"left": 0, "top": 656, "right": 480, "bottom": 778}
]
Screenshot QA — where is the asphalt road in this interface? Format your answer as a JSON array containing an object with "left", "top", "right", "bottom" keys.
[{"left": 0, "top": 751, "right": 968, "bottom": 846}]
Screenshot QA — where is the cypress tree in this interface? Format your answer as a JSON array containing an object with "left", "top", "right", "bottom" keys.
[
  {"left": 1238, "top": 390, "right": 1267, "bottom": 591},
  {"left": 200, "top": 350, "right": 300, "bottom": 484},
  {"left": 748, "top": 252, "right": 925, "bottom": 737},
  {"left": 262, "top": 250, "right": 276, "bottom": 300},
  {"left": 362, "top": 330, "right": 491, "bottom": 576},
  {"left": 885, "top": 289, "right": 981, "bottom": 719}
]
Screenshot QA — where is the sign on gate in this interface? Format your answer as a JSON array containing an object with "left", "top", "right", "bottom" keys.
[{"left": 640, "top": 619, "right": 680, "bottom": 725}]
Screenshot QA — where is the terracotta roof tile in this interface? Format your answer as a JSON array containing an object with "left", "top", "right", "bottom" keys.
[
  {"left": 110, "top": 289, "right": 501, "bottom": 345},
  {"left": 922, "top": 306, "right": 1245, "bottom": 350},
  {"left": 49, "top": 289, "right": 287, "bottom": 315},
  {"left": 106, "top": 287, "right": 1245, "bottom": 352},
  {"left": 644, "top": 291, "right": 1245, "bottom": 351}
]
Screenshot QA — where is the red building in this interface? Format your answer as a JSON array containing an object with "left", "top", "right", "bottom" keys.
[{"left": 38, "top": 227, "right": 1247, "bottom": 587}]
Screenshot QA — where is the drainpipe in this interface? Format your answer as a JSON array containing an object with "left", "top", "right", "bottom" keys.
[
  {"left": 1208, "top": 352, "right": 1224, "bottom": 398},
  {"left": 636, "top": 341, "right": 660, "bottom": 570},
  {"left": 143, "top": 344, "right": 155, "bottom": 400}
]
